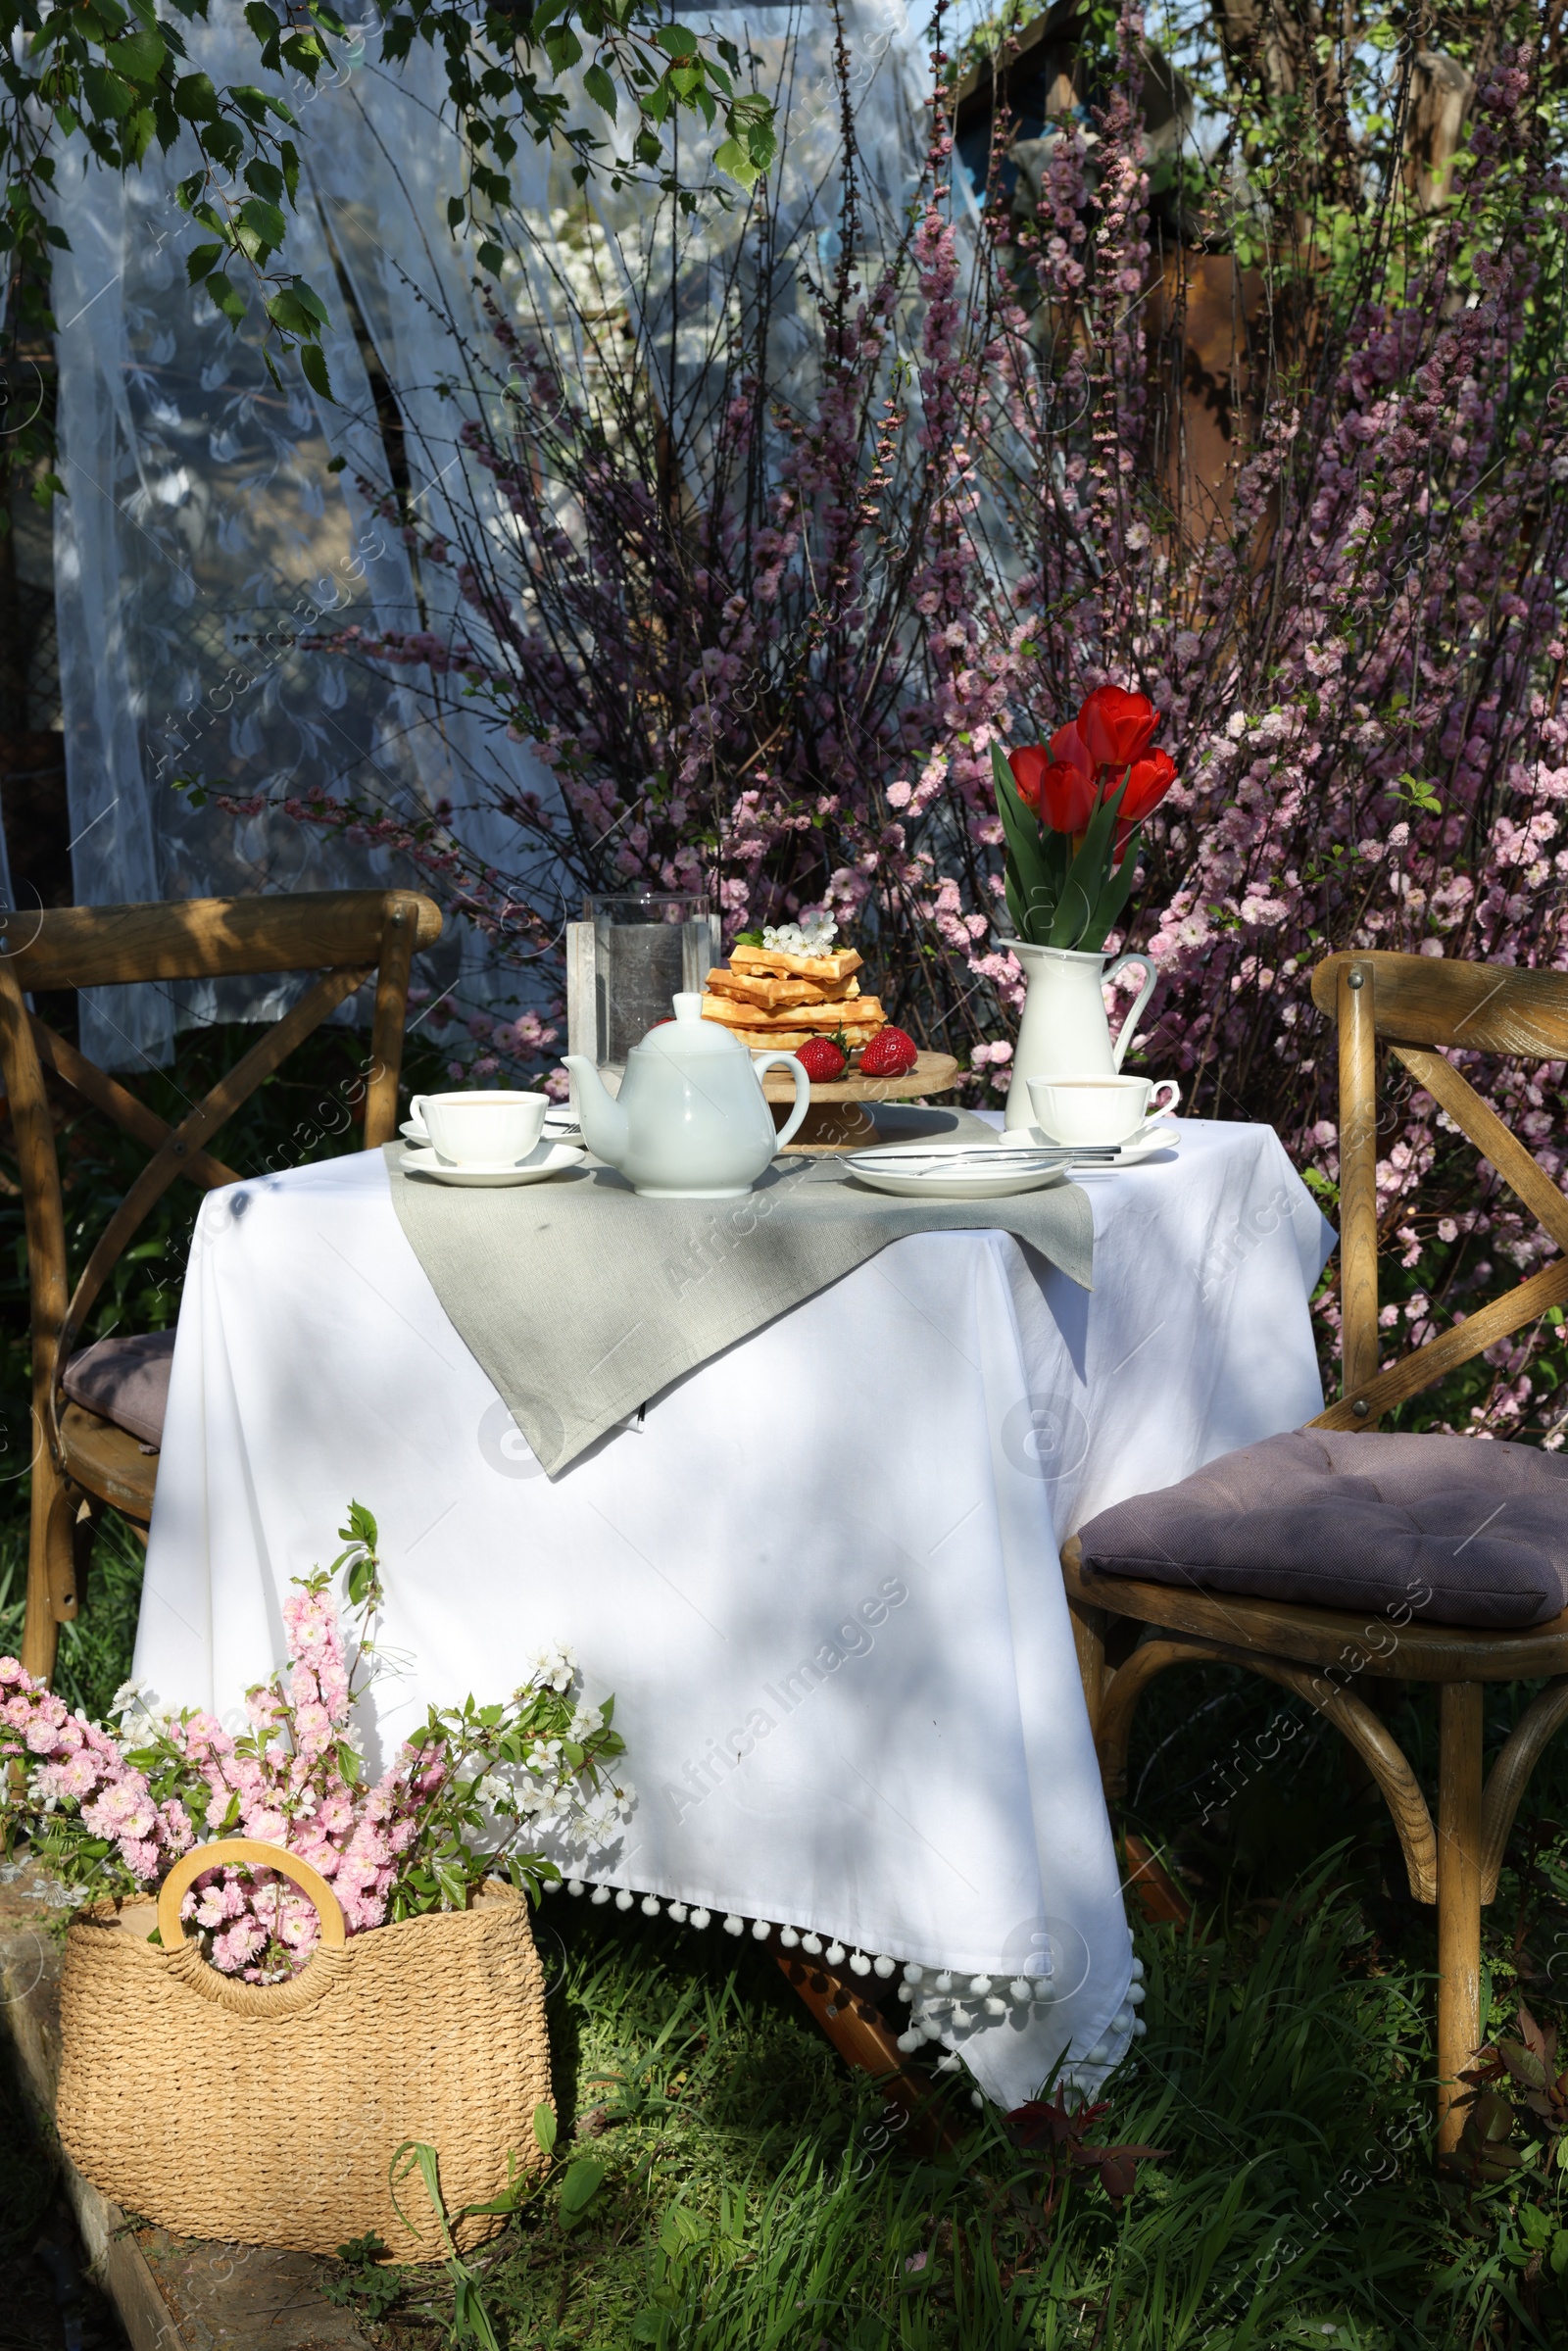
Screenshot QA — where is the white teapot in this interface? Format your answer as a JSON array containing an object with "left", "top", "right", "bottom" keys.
[{"left": 563, "top": 995, "right": 810, "bottom": 1198}]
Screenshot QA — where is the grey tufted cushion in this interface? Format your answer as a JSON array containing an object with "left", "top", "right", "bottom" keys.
[
  {"left": 1075, "top": 1428, "right": 1568, "bottom": 1630},
  {"left": 61, "top": 1330, "right": 175, "bottom": 1450}
]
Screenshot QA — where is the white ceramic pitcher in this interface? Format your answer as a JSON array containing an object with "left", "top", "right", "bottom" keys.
[{"left": 1002, "top": 942, "right": 1158, "bottom": 1134}]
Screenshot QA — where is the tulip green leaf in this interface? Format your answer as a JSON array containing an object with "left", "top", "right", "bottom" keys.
[
  {"left": 1081, "top": 825, "right": 1143, "bottom": 955},
  {"left": 993, "top": 744, "right": 1054, "bottom": 944},
  {"left": 1048, "top": 775, "right": 1128, "bottom": 951}
]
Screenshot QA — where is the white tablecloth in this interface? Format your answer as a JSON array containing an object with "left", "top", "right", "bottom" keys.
[{"left": 134, "top": 1119, "right": 1334, "bottom": 2109}]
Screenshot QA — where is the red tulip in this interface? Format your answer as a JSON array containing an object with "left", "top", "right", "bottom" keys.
[
  {"left": 1113, "top": 747, "right": 1177, "bottom": 858},
  {"left": 1079, "top": 684, "right": 1159, "bottom": 770},
  {"left": 1008, "top": 742, "right": 1100, "bottom": 835},
  {"left": 1009, "top": 744, "right": 1098, "bottom": 833},
  {"left": 1006, "top": 744, "right": 1051, "bottom": 813},
  {"left": 1051, "top": 717, "right": 1095, "bottom": 780},
  {"left": 1040, "top": 760, "right": 1098, "bottom": 834}
]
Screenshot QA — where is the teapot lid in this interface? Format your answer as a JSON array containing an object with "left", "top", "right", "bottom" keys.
[{"left": 634, "top": 992, "right": 744, "bottom": 1058}]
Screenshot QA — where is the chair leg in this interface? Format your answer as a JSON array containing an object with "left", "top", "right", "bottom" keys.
[
  {"left": 21, "top": 1440, "right": 76, "bottom": 1684},
  {"left": 71, "top": 1497, "right": 100, "bottom": 1617},
  {"left": 1067, "top": 1598, "right": 1107, "bottom": 1733},
  {"left": 1437, "top": 1682, "right": 1485, "bottom": 2157}
]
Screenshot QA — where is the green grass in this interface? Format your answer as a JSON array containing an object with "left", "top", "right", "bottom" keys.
[
  {"left": 342, "top": 1850, "right": 1564, "bottom": 2348},
  {"left": 6, "top": 1031, "right": 1568, "bottom": 2346}
]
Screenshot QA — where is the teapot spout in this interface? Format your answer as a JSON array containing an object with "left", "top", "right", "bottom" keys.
[{"left": 562, "top": 1055, "right": 629, "bottom": 1166}]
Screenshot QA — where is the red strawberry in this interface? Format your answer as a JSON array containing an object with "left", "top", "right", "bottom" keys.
[
  {"left": 858, "top": 1026, "right": 918, "bottom": 1078},
  {"left": 795, "top": 1036, "right": 847, "bottom": 1082}
]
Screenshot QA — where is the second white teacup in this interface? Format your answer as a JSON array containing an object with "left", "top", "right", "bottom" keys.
[
  {"left": 1027, "top": 1072, "right": 1180, "bottom": 1148},
  {"left": 409, "top": 1090, "right": 549, "bottom": 1165}
]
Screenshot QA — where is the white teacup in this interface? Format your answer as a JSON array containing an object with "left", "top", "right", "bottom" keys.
[
  {"left": 409, "top": 1090, "right": 549, "bottom": 1165},
  {"left": 1026, "top": 1073, "right": 1180, "bottom": 1148}
]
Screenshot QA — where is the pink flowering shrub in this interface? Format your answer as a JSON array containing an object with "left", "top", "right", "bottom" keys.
[
  {"left": 217, "top": 11, "right": 1568, "bottom": 1429},
  {"left": 0, "top": 1506, "right": 631, "bottom": 1980}
]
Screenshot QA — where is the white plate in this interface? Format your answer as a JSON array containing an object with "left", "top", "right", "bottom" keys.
[
  {"left": 400, "top": 1139, "right": 585, "bottom": 1189},
  {"left": 845, "top": 1156, "right": 1072, "bottom": 1201},
  {"left": 858, "top": 1140, "right": 1076, "bottom": 1171}
]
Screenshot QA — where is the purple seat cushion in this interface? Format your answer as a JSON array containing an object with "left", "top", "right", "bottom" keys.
[
  {"left": 1075, "top": 1429, "right": 1568, "bottom": 1630},
  {"left": 61, "top": 1330, "right": 175, "bottom": 1450}
]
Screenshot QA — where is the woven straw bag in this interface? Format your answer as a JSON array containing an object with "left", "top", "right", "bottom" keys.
[{"left": 56, "top": 1837, "right": 553, "bottom": 2258}]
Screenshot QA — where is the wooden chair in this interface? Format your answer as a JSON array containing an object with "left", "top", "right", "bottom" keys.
[
  {"left": 1061, "top": 951, "right": 1568, "bottom": 2154},
  {"left": 0, "top": 890, "right": 443, "bottom": 1688}
]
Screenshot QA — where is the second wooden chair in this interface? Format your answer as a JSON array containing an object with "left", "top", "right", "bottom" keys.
[
  {"left": 1062, "top": 950, "right": 1568, "bottom": 2155},
  {"left": 0, "top": 890, "right": 442, "bottom": 1686}
]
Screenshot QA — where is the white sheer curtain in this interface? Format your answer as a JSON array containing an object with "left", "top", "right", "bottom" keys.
[
  {"left": 44, "top": 0, "right": 934, "bottom": 1069},
  {"left": 48, "top": 3, "right": 557, "bottom": 1068}
]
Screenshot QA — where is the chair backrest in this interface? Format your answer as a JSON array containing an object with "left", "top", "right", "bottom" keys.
[
  {"left": 1309, "top": 951, "right": 1568, "bottom": 1432},
  {"left": 0, "top": 889, "right": 442, "bottom": 1450}
]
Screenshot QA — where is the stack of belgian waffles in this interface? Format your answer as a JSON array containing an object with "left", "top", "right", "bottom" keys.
[{"left": 700, "top": 941, "right": 889, "bottom": 1053}]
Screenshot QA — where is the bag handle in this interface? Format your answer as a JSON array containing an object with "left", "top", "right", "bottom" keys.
[{"left": 157, "top": 1836, "right": 348, "bottom": 1955}]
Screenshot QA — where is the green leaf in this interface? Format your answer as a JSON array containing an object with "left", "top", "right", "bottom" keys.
[
  {"left": 244, "top": 157, "right": 285, "bottom": 202},
  {"left": 731, "top": 91, "right": 777, "bottom": 171},
  {"left": 583, "top": 61, "right": 616, "bottom": 117},
  {"left": 80, "top": 65, "right": 137, "bottom": 121},
  {"left": 653, "top": 24, "right": 698, "bottom": 56},
  {"left": 173, "top": 70, "right": 220, "bottom": 120},
  {"left": 287, "top": 274, "right": 330, "bottom": 327},
  {"left": 185, "top": 241, "right": 224, "bottom": 284},
  {"left": 1079, "top": 828, "right": 1143, "bottom": 955},
  {"left": 240, "top": 195, "right": 287, "bottom": 251},
  {"left": 206, "top": 120, "right": 244, "bottom": 171},
  {"left": 266, "top": 287, "right": 319, "bottom": 336},
  {"left": 113, "top": 24, "right": 166, "bottom": 82},
  {"left": 299, "top": 341, "right": 333, "bottom": 402},
  {"left": 659, "top": 2203, "right": 705, "bottom": 2254},
  {"left": 279, "top": 28, "right": 328, "bottom": 77},
  {"left": 1049, "top": 776, "right": 1128, "bottom": 951},
  {"left": 541, "top": 24, "right": 582, "bottom": 71},
  {"left": 205, "top": 273, "right": 249, "bottom": 326},
  {"left": 531, "top": 2100, "right": 558, "bottom": 2155},
  {"left": 991, "top": 744, "right": 1054, "bottom": 944},
  {"left": 341, "top": 1499, "right": 378, "bottom": 1550},
  {"left": 558, "top": 2156, "right": 605, "bottom": 2229}
]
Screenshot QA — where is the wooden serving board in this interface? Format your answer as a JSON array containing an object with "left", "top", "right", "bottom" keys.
[{"left": 760, "top": 1050, "right": 960, "bottom": 1151}]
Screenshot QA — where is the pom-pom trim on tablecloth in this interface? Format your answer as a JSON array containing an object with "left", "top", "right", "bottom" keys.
[{"left": 552, "top": 1877, "right": 1145, "bottom": 2093}]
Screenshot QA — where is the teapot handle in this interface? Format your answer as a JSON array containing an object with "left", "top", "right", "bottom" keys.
[{"left": 753, "top": 1053, "right": 811, "bottom": 1151}]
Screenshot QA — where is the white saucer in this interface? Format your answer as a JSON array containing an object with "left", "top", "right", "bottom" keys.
[
  {"left": 401, "top": 1107, "right": 581, "bottom": 1149},
  {"left": 1005, "top": 1118, "right": 1179, "bottom": 1171},
  {"left": 846, "top": 1154, "right": 1071, "bottom": 1201},
  {"left": 400, "top": 1139, "right": 585, "bottom": 1188}
]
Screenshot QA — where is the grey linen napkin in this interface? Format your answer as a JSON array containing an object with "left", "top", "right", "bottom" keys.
[{"left": 383, "top": 1142, "right": 1093, "bottom": 1475}]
